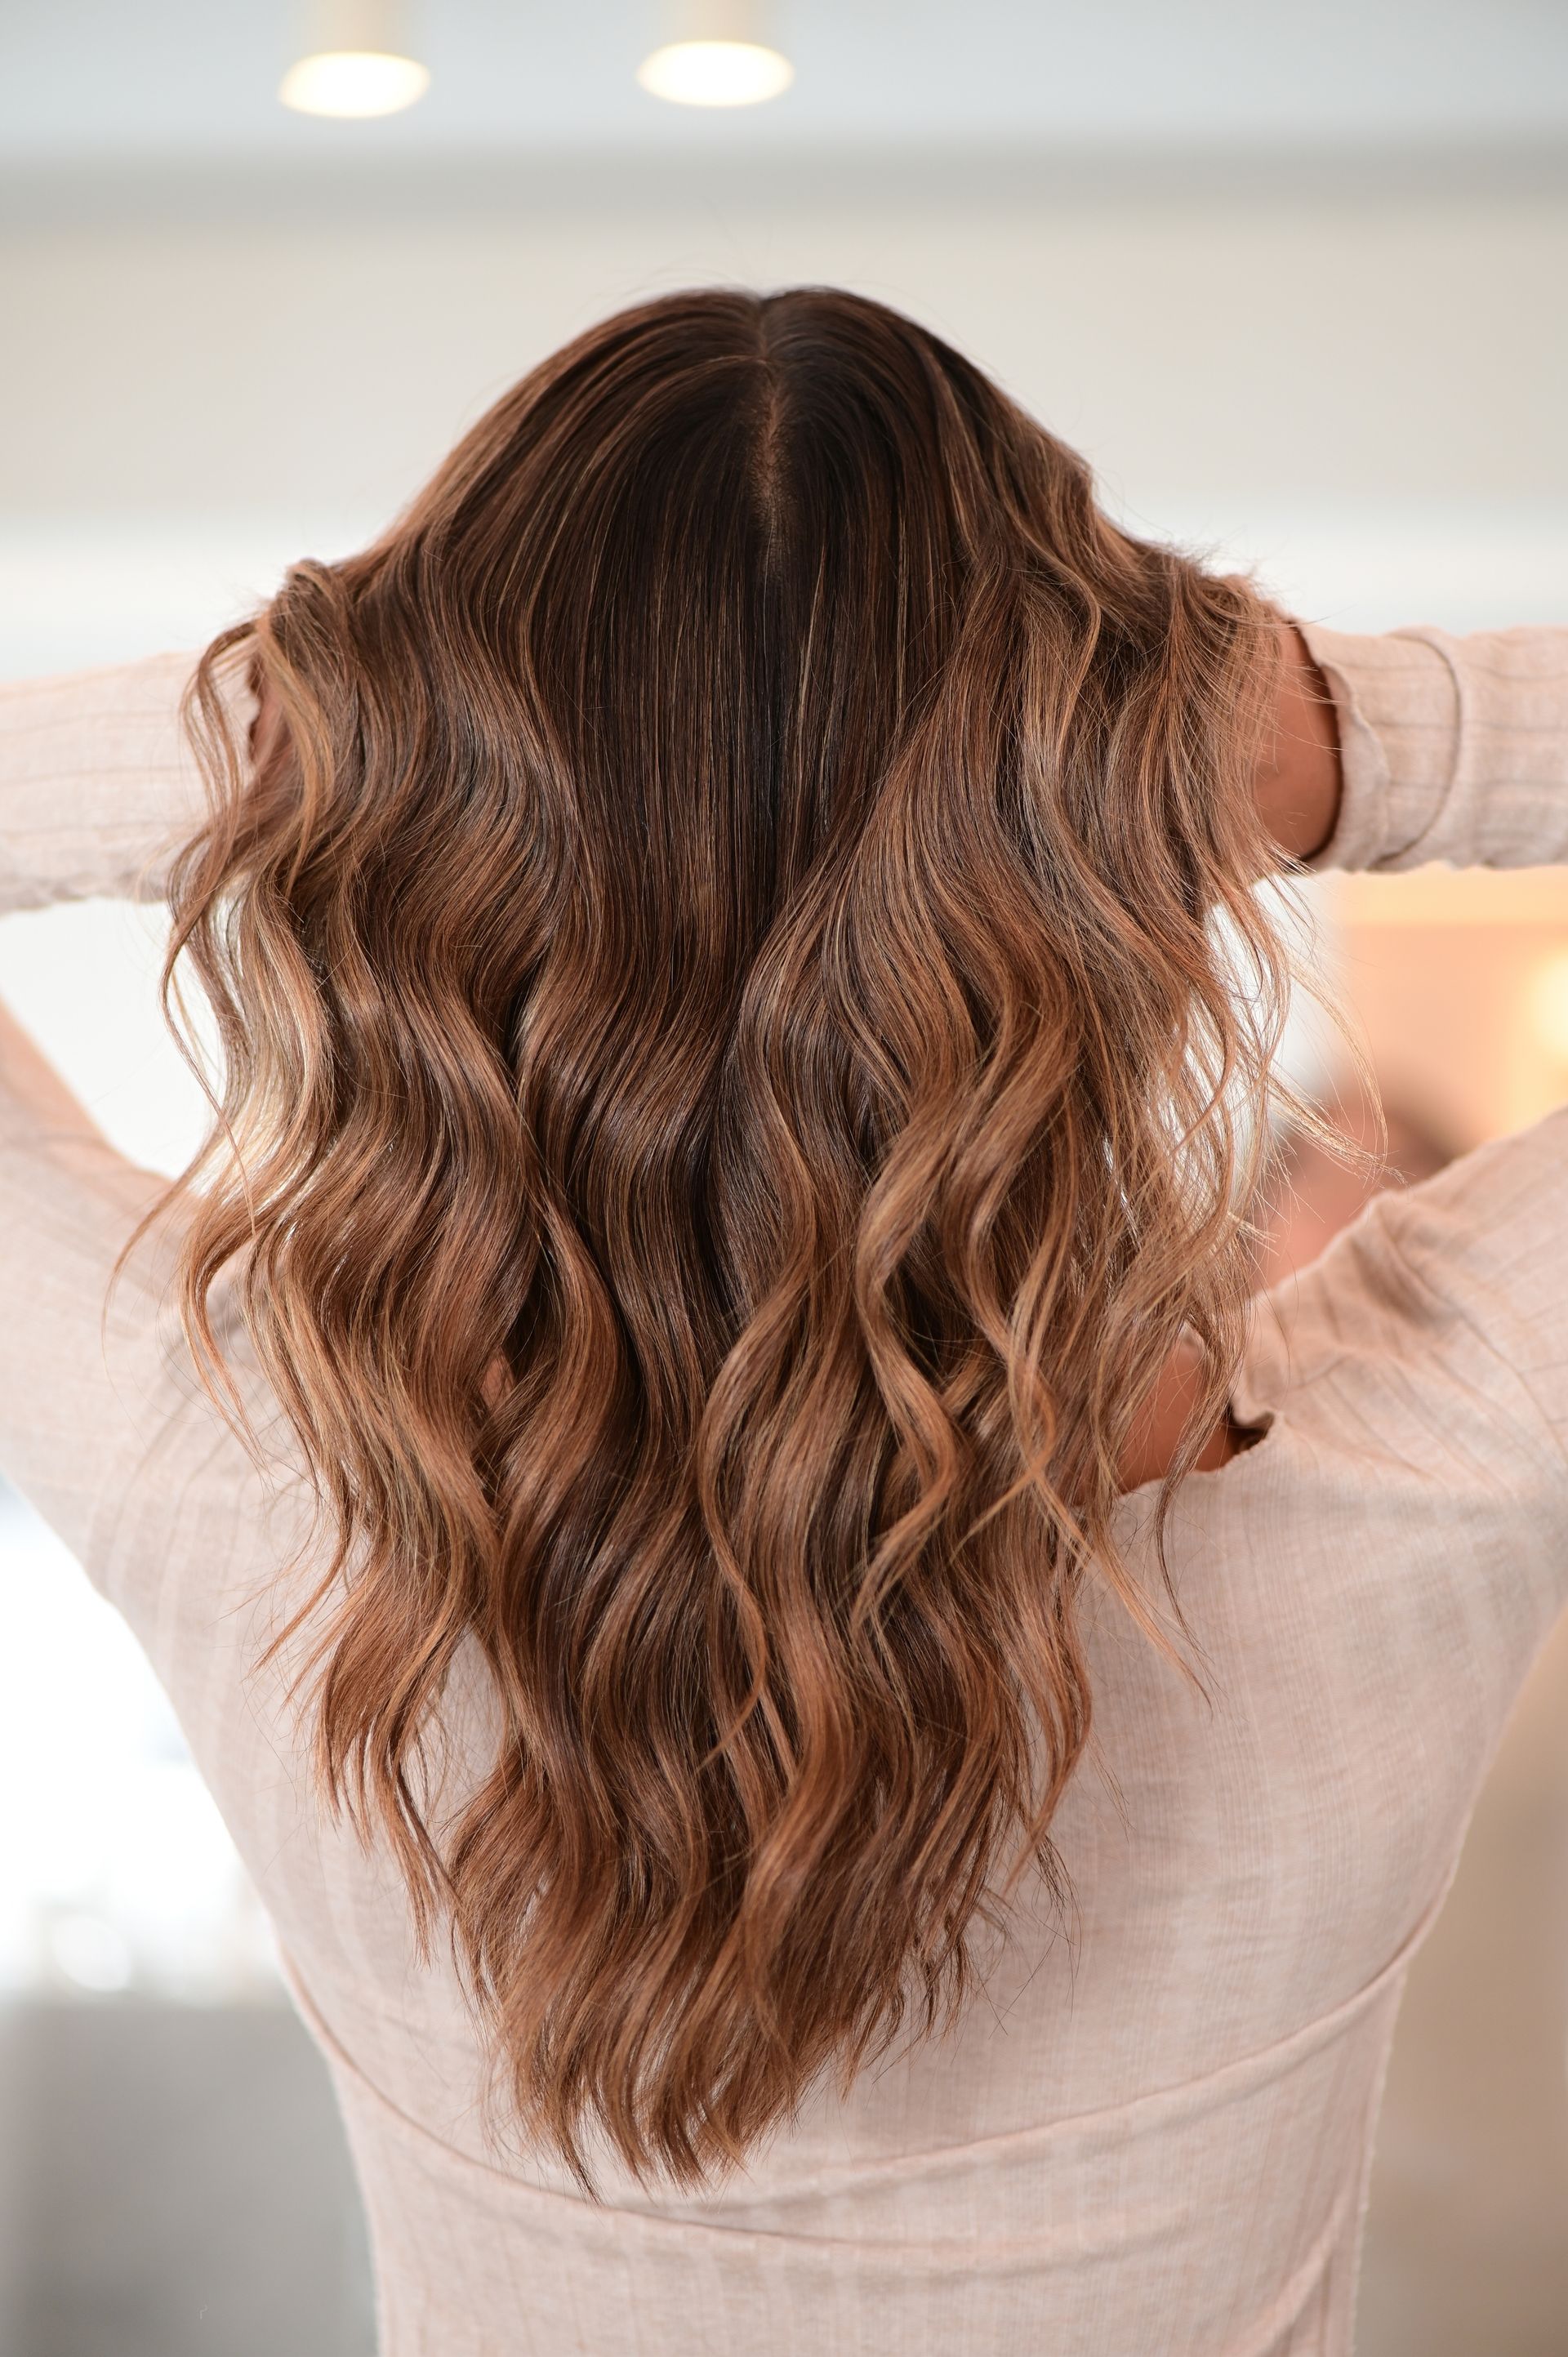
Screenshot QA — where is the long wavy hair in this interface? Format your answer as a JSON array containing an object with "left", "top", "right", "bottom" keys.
[{"left": 116, "top": 286, "right": 1295, "bottom": 2195}]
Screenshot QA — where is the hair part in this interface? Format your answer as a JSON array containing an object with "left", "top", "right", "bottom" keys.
[{"left": 115, "top": 285, "right": 1295, "bottom": 2195}]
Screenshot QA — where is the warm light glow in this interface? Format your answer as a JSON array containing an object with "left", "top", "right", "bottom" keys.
[
  {"left": 278, "top": 48, "right": 430, "bottom": 118},
  {"left": 636, "top": 39, "right": 794, "bottom": 106},
  {"left": 1527, "top": 949, "right": 1568, "bottom": 1063}
]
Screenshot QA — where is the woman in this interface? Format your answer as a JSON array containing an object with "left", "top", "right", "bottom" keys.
[{"left": 0, "top": 285, "right": 1562, "bottom": 2355}]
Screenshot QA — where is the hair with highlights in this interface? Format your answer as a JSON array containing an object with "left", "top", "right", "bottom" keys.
[{"left": 116, "top": 287, "right": 1295, "bottom": 2194}]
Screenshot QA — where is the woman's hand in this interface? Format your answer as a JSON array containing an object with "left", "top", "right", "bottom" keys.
[{"left": 1253, "top": 620, "right": 1343, "bottom": 864}]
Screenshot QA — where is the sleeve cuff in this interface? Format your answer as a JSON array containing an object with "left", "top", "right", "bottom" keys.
[{"left": 1295, "top": 621, "right": 1461, "bottom": 875}]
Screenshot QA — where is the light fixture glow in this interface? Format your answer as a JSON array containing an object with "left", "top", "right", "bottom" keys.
[
  {"left": 279, "top": 47, "right": 430, "bottom": 117},
  {"left": 637, "top": 38, "right": 794, "bottom": 106}
]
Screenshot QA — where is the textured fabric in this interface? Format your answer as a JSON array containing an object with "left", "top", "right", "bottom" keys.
[{"left": 2, "top": 620, "right": 1567, "bottom": 2355}]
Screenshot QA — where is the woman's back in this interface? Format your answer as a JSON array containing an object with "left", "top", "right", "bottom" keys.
[{"left": 2, "top": 297, "right": 1566, "bottom": 2351}]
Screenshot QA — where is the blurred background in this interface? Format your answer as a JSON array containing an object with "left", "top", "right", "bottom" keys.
[{"left": 1, "top": 2, "right": 1566, "bottom": 2350}]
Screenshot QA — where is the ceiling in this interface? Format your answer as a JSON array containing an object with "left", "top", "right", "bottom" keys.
[{"left": 6, "top": 0, "right": 1568, "bottom": 167}]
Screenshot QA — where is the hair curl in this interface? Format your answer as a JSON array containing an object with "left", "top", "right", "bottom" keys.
[{"left": 116, "top": 286, "right": 1294, "bottom": 2195}]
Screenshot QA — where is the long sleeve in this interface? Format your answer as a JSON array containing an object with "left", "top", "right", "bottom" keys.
[
  {"left": 0, "top": 648, "right": 253, "bottom": 914},
  {"left": 1296, "top": 622, "right": 1568, "bottom": 874},
  {"left": 0, "top": 651, "right": 265, "bottom": 1593}
]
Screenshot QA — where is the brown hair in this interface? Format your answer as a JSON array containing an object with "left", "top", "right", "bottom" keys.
[{"left": 118, "top": 287, "right": 1292, "bottom": 2194}]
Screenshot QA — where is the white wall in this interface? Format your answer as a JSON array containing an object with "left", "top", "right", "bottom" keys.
[{"left": 2, "top": 154, "right": 1566, "bottom": 674}]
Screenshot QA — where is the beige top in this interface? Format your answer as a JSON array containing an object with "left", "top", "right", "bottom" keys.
[{"left": 3, "top": 619, "right": 1568, "bottom": 2357}]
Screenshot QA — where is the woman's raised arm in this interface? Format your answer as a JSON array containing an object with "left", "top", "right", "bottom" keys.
[
  {"left": 0, "top": 650, "right": 263, "bottom": 1587},
  {"left": 1293, "top": 621, "right": 1568, "bottom": 876},
  {"left": 0, "top": 650, "right": 254, "bottom": 915}
]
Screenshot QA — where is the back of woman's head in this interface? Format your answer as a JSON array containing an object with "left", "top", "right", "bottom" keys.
[{"left": 143, "top": 285, "right": 1289, "bottom": 2194}]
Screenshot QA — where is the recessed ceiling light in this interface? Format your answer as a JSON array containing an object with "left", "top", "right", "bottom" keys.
[
  {"left": 638, "top": 41, "right": 793, "bottom": 108},
  {"left": 638, "top": 2, "right": 794, "bottom": 109},
  {"left": 279, "top": 51, "right": 429, "bottom": 118},
  {"left": 279, "top": 0, "right": 430, "bottom": 119}
]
